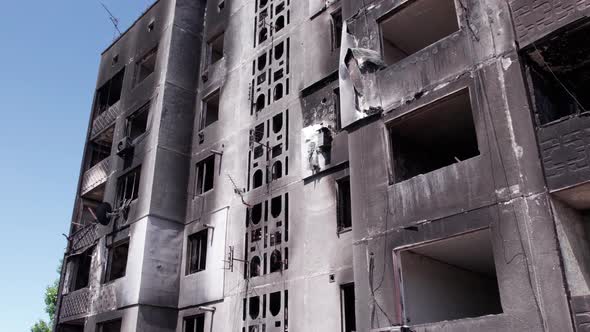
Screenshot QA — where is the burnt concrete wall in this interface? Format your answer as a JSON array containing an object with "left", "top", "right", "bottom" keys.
[
  {"left": 58, "top": 0, "right": 586, "bottom": 331},
  {"left": 340, "top": 0, "right": 574, "bottom": 331}
]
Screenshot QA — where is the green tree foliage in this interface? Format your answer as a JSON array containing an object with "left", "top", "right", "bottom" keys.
[
  {"left": 31, "top": 262, "right": 61, "bottom": 332},
  {"left": 31, "top": 319, "right": 51, "bottom": 332}
]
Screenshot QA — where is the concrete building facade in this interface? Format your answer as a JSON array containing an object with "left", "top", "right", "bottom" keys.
[{"left": 55, "top": 0, "right": 590, "bottom": 331}]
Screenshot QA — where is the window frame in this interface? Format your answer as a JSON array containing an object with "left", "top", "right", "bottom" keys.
[
  {"left": 336, "top": 176, "right": 352, "bottom": 233},
  {"left": 207, "top": 33, "right": 225, "bottom": 65},
  {"left": 195, "top": 155, "right": 216, "bottom": 196},
  {"left": 134, "top": 46, "right": 158, "bottom": 87},
  {"left": 126, "top": 102, "right": 151, "bottom": 142},
  {"left": 186, "top": 229, "right": 209, "bottom": 275},
  {"left": 200, "top": 90, "right": 220, "bottom": 130},
  {"left": 104, "top": 239, "right": 130, "bottom": 283},
  {"left": 331, "top": 9, "right": 343, "bottom": 51},
  {"left": 115, "top": 166, "right": 141, "bottom": 208}
]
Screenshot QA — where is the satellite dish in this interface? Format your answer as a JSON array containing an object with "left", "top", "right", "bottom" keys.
[{"left": 95, "top": 202, "right": 113, "bottom": 226}]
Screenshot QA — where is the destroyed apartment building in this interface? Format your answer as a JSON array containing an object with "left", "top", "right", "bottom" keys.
[{"left": 55, "top": 0, "right": 590, "bottom": 331}]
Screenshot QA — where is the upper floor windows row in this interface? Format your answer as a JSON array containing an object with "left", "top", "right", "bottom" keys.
[{"left": 93, "top": 46, "right": 159, "bottom": 117}]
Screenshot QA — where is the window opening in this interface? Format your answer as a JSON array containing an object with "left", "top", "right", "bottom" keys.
[
  {"left": 187, "top": 229, "right": 208, "bottom": 274},
  {"left": 116, "top": 166, "right": 141, "bottom": 208},
  {"left": 253, "top": 169, "right": 264, "bottom": 189},
  {"left": 397, "top": 229, "right": 502, "bottom": 325},
  {"left": 522, "top": 19, "right": 590, "bottom": 126},
  {"left": 196, "top": 155, "right": 215, "bottom": 195},
  {"left": 275, "top": 16, "right": 285, "bottom": 32},
  {"left": 340, "top": 283, "right": 356, "bottom": 332},
  {"left": 389, "top": 89, "right": 479, "bottom": 183},
  {"left": 250, "top": 256, "right": 261, "bottom": 277},
  {"left": 94, "top": 69, "right": 125, "bottom": 115},
  {"left": 105, "top": 240, "right": 129, "bottom": 282},
  {"left": 270, "top": 249, "right": 282, "bottom": 272},
  {"left": 201, "top": 90, "right": 220, "bottom": 130},
  {"left": 273, "top": 113, "right": 283, "bottom": 133},
  {"left": 126, "top": 103, "right": 150, "bottom": 141},
  {"left": 331, "top": 10, "right": 343, "bottom": 50},
  {"left": 259, "top": 27, "right": 268, "bottom": 44},
  {"left": 272, "top": 161, "right": 283, "bottom": 180},
  {"left": 70, "top": 249, "right": 93, "bottom": 291},
  {"left": 380, "top": 0, "right": 459, "bottom": 65},
  {"left": 134, "top": 47, "right": 158, "bottom": 86},
  {"left": 208, "top": 33, "right": 225, "bottom": 64},
  {"left": 184, "top": 314, "right": 205, "bottom": 332},
  {"left": 337, "top": 176, "right": 352, "bottom": 231},
  {"left": 271, "top": 196, "right": 282, "bottom": 218},
  {"left": 250, "top": 296, "right": 261, "bottom": 319},
  {"left": 269, "top": 291, "right": 281, "bottom": 316}
]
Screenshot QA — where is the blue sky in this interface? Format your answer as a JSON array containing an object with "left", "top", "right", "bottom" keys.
[{"left": 0, "top": 1, "right": 154, "bottom": 330}]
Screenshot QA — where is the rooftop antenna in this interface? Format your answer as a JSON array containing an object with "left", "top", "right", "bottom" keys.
[{"left": 99, "top": 1, "right": 122, "bottom": 37}]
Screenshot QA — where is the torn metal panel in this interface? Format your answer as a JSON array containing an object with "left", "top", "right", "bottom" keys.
[{"left": 339, "top": 22, "right": 386, "bottom": 128}]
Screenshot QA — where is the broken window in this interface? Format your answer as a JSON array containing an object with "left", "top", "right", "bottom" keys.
[
  {"left": 200, "top": 90, "right": 220, "bottom": 130},
  {"left": 389, "top": 89, "right": 479, "bottom": 183},
  {"left": 69, "top": 249, "right": 93, "bottom": 291},
  {"left": 195, "top": 155, "right": 215, "bottom": 195},
  {"left": 340, "top": 283, "right": 356, "bottom": 332},
  {"left": 184, "top": 314, "right": 205, "bottom": 332},
  {"left": 94, "top": 68, "right": 125, "bottom": 115},
  {"left": 337, "top": 177, "right": 352, "bottom": 231},
  {"left": 523, "top": 19, "right": 590, "bottom": 126},
  {"left": 208, "top": 33, "right": 224, "bottom": 64},
  {"left": 275, "top": 16, "right": 285, "bottom": 32},
  {"left": 380, "top": 0, "right": 459, "bottom": 65},
  {"left": 397, "top": 229, "right": 502, "bottom": 325},
  {"left": 187, "top": 229, "right": 208, "bottom": 274},
  {"left": 97, "top": 320, "right": 122, "bottom": 332},
  {"left": 126, "top": 102, "right": 150, "bottom": 141},
  {"left": 116, "top": 166, "right": 141, "bottom": 208},
  {"left": 331, "top": 10, "right": 343, "bottom": 50},
  {"left": 105, "top": 240, "right": 129, "bottom": 282},
  {"left": 134, "top": 47, "right": 158, "bottom": 86}
]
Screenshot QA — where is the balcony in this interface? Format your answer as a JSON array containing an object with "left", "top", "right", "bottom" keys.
[
  {"left": 80, "top": 156, "right": 111, "bottom": 198},
  {"left": 69, "top": 224, "right": 98, "bottom": 253},
  {"left": 91, "top": 102, "right": 121, "bottom": 138},
  {"left": 59, "top": 288, "right": 91, "bottom": 322}
]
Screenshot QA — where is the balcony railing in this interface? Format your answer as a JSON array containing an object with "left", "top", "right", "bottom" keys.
[
  {"left": 91, "top": 102, "right": 121, "bottom": 138},
  {"left": 59, "top": 288, "right": 90, "bottom": 322},
  {"left": 70, "top": 224, "right": 97, "bottom": 253},
  {"left": 80, "top": 157, "right": 111, "bottom": 196}
]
